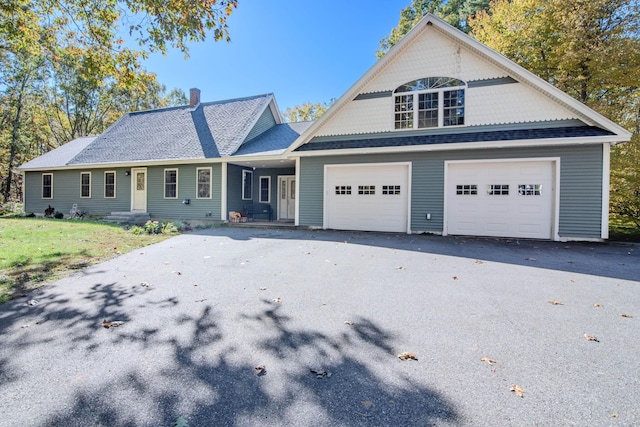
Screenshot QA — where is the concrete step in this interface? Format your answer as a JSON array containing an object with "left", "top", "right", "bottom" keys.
[{"left": 103, "top": 212, "right": 151, "bottom": 225}]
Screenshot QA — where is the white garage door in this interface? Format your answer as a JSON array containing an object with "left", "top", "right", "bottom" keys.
[
  {"left": 447, "top": 161, "right": 555, "bottom": 239},
  {"left": 325, "top": 164, "right": 410, "bottom": 233}
]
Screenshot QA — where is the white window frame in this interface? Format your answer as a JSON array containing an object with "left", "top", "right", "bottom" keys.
[
  {"left": 104, "top": 171, "right": 116, "bottom": 198},
  {"left": 259, "top": 176, "right": 271, "bottom": 203},
  {"left": 393, "top": 77, "right": 466, "bottom": 130},
  {"left": 164, "top": 168, "right": 178, "bottom": 199},
  {"left": 196, "top": 167, "right": 212, "bottom": 199},
  {"left": 242, "top": 170, "right": 253, "bottom": 200},
  {"left": 42, "top": 173, "right": 53, "bottom": 199},
  {"left": 80, "top": 172, "right": 91, "bottom": 198}
]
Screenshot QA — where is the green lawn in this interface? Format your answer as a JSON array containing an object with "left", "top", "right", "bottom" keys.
[{"left": 0, "top": 218, "right": 173, "bottom": 303}]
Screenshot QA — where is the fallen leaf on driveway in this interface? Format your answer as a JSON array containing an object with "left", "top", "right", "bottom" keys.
[
  {"left": 254, "top": 365, "right": 266, "bottom": 376},
  {"left": 102, "top": 320, "right": 125, "bottom": 329},
  {"left": 26, "top": 299, "right": 39, "bottom": 306},
  {"left": 195, "top": 299, "right": 207, "bottom": 303},
  {"left": 621, "top": 313, "right": 633, "bottom": 318},
  {"left": 452, "top": 276, "right": 458, "bottom": 280},
  {"left": 310, "top": 368, "right": 332, "bottom": 378},
  {"left": 480, "top": 357, "right": 496, "bottom": 365},
  {"left": 584, "top": 333, "right": 599, "bottom": 342},
  {"left": 361, "top": 401, "right": 374, "bottom": 407},
  {"left": 510, "top": 384, "right": 525, "bottom": 397},
  {"left": 398, "top": 352, "right": 418, "bottom": 361},
  {"left": 172, "top": 271, "right": 182, "bottom": 275},
  {"left": 548, "top": 300, "right": 564, "bottom": 305},
  {"left": 140, "top": 282, "right": 151, "bottom": 287},
  {"left": 474, "top": 260, "right": 484, "bottom": 264},
  {"left": 259, "top": 287, "right": 267, "bottom": 291},
  {"left": 344, "top": 320, "right": 354, "bottom": 326},
  {"left": 593, "top": 303, "right": 603, "bottom": 307},
  {"left": 272, "top": 297, "right": 282, "bottom": 303},
  {"left": 395, "top": 266, "right": 405, "bottom": 270}
]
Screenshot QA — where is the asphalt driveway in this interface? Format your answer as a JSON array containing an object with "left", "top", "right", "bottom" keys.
[{"left": 0, "top": 228, "right": 638, "bottom": 426}]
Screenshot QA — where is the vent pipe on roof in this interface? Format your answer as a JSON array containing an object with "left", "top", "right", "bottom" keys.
[{"left": 189, "top": 88, "right": 201, "bottom": 109}]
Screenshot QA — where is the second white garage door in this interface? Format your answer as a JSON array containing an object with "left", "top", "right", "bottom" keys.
[
  {"left": 446, "top": 160, "right": 556, "bottom": 239},
  {"left": 325, "top": 163, "right": 410, "bottom": 233}
]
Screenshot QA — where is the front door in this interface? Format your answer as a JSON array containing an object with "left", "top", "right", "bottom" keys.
[
  {"left": 131, "top": 168, "right": 147, "bottom": 212},
  {"left": 278, "top": 176, "right": 295, "bottom": 220}
]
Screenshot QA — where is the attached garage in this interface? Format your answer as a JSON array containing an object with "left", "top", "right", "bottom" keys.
[
  {"left": 445, "top": 159, "right": 558, "bottom": 239},
  {"left": 324, "top": 163, "right": 411, "bottom": 233}
]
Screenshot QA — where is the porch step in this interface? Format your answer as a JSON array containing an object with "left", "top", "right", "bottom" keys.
[{"left": 103, "top": 212, "right": 151, "bottom": 225}]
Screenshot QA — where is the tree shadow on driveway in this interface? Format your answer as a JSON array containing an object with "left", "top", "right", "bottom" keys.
[{"left": 1, "top": 281, "right": 460, "bottom": 426}]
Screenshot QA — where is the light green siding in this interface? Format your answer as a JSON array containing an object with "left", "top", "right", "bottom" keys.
[
  {"left": 146, "top": 163, "right": 221, "bottom": 219},
  {"left": 243, "top": 107, "right": 276, "bottom": 143},
  {"left": 24, "top": 168, "right": 130, "bottom": 215},
  {"left": 299, "top": 144, "right": 604, "bottom": 239}
]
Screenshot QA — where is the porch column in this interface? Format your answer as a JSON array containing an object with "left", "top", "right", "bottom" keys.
[
  {"left": 294, "top": 156, "right": 300, "bottom": 226},
  {"left": 221, "top": 162, "right": 227, "bottom": 221}
]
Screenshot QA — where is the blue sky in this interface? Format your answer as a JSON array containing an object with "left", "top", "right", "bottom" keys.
[{"left": 142, "top": 1, "right": 410, "bottom": 111}]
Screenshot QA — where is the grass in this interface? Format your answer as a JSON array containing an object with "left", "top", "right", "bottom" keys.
[
  {"left": 609, "top": 216, "right": 640, "bottom": 242},
  {"left": 0, "top": 217, "right": 174, "bottom": 303}
]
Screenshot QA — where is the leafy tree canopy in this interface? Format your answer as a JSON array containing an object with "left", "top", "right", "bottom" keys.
[{"left": 284, "top": 102, "right": 332, "bottom": 123}]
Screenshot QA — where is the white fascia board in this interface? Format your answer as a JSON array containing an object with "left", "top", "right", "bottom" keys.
[
  {"left": 268, "top": 96, "right": 284, "bottom": 124},
  {"left": 294, "top": 135, "right": 624, "bottom": 158},
  {"left": 18, "top": 158, "right": 225, "bottom": 172}
]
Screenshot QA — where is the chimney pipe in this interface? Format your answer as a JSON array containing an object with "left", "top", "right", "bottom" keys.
[{"left": 189, "top": 88, "right": 201, "bottom": 109}]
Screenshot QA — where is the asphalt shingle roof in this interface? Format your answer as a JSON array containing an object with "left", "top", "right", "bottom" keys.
[
  {"left": 68, "top": 94, "right": 272, "bottom": 165},
  {"left": 234, "top": 121, "right": 313, "bottom": 156},
  {"left": 295, "top": 126, "right": 615, "bottom": 151},
  {"left": 18, "top": 137, "right": 96, "bottom": 169}
]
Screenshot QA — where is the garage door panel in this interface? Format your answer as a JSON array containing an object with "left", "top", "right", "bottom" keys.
[
  {"left": 448, "top": 161, "right": 553, "bottom": 239},
  {"left": 326, "top": 165, "right": 409, "bottom": 233}
]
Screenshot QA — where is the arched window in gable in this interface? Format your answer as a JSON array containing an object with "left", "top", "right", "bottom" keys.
[{"left": 394, "top": 77, "right": 466, "bottom": 130}]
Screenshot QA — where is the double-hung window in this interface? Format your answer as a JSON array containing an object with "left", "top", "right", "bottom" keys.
[
  {"left": 42, "top": 173, "right": 53, "bottom": 199},
  {"left": 242, "top": 170, "right": 253, "bottom": 200},
  {"left": 394, "top": 77, "right": 466, "bottom": 130},
  {"left": 164, "top": 169, "right": 178, "bottom": 199},
  {"left": 104, "top": 171, "right": 116, "bottom": 198},
  {"left": 197, "top": 167, "right": 211, "bottom": 199},
  {"left": 259, "top": 176, "right": 270, "bottom": 203},
  {"left": 80, "top": 172, "right": 91, "bottom": 198}
]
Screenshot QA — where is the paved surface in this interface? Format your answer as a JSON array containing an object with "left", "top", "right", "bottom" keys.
[{"left": 0, "top": 228, "right": 638, "bottom": 427}]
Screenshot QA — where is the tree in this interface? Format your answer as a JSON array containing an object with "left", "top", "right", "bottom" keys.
[
  {"left": 469, "top": 0, "right": 640, "bottom": 225},
  {"left": 377, "top": 0, "right": 491, "bottom": 58},
  {"left": 284, "top": 102, "right": 331, "bottom": 123}
]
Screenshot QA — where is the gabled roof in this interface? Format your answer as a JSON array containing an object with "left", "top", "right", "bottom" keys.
[
  {"left": 18, "top": 136, "right": 96, "bottom": 170},
  {"left": 68, "top": 94, "right": 276, "bottom": 165},
  {"left": 288, "top": 13, "right": 631, "bottom": 153},
  {"left": 234, "top": 121, "right": 313, "bottom": 157}
]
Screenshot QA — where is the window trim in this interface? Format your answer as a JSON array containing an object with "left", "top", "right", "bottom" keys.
[
  {"left": 196, "top": 167, "right": 212, "bottom": 199},
  {"left": 259, "top": 176, "right": 271, "bottom": 203},
  {"left": 242, "top": 170, "right": 253, "bottom": 200},
  {"left": 164, "top": 168, "right": 178, "bottom": 199},
  {"left": 80, "top": 172, "right": 91, "bottom": 198},
  {"left": 393, "top": 77, "right": 466, "bottom": 130},
  {"left": 104, "top": 171, "right": 116, "bottom": 198},
  {"left": 42, "top": 173, "right": 53, "bottom": 199}
]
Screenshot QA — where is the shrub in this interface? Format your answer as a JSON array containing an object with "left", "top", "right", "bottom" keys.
[
  {"left": 144, "top": 220, "right": 161, "bottom": 234},
  {"left": 161, "top": 222, "right": 179, "bottom": 234},
  {"left": 54, "top": 211, "right": 64, "bottom": 219},
  {"left": 129, "top": 225, "right": 144, "bottom": 235}
]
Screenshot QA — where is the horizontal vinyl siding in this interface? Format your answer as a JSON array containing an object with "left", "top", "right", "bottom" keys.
[
  {"left": 24, "top": 168, "right": 130, "bottom": 216},
  {"left": 299, "top": 144, "right": 603, "bottom": 239},
  {"left": 226, "top": 164, "right": 250, "bottom": 215},
  {"left": 146, "top": 164, "right": 221, "bottom": 220},
  {"left": 244, "top": 108, "right": 276, "bottom": 143}
]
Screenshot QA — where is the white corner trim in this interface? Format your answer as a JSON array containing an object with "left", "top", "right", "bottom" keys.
[
  {"left": 294, "top": 157, "right": 301, "bottom": 226},
  {"left": 601, "top": 143, "right": 611, "bottom": 239},
  {"left": 221, "top": 162, "right": 228, "bottom": 221}
]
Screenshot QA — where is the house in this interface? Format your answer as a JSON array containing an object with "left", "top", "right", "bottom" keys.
[
  {"left": 19, "top": 92, "right": 312, "bottom": 223},
  {"left": 18, "top": 14, "right": 631, "bottom": 241}
]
